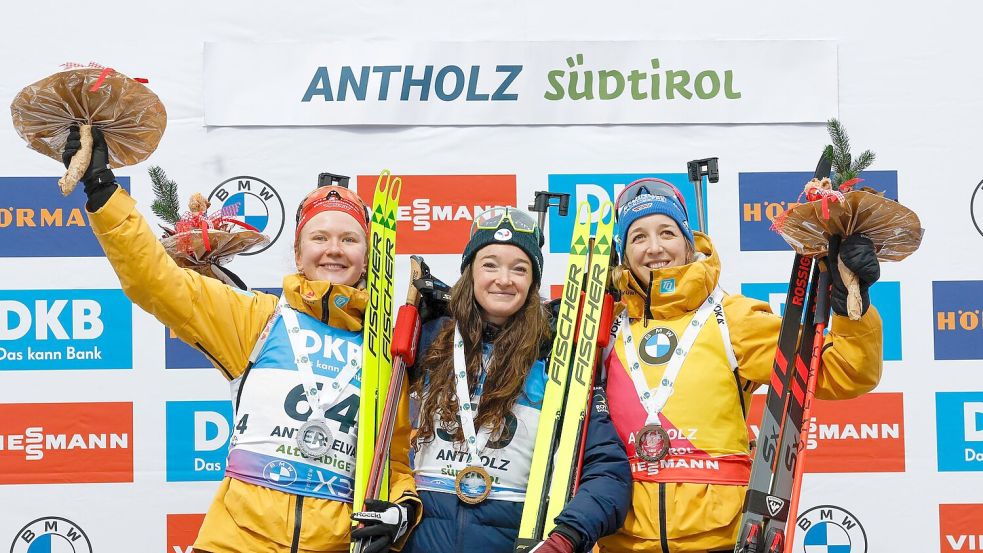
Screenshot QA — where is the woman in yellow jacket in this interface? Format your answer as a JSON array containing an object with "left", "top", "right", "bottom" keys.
[
  {"left": 598, "top": 178, "right": 883, "bottom": 553},
  {"left": 63, "top": 127, "right": 419, "bottom": 553}
]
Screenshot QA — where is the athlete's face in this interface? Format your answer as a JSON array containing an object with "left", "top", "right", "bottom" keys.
[
  {"left": 471, "top": 244, "right": 533, "bottom": 326},
  {"left": 295, "top": 211, "right": 367, "bottom": 286},
  {"left": 624, "top": 214, "right": 690, "bottom": 288}
]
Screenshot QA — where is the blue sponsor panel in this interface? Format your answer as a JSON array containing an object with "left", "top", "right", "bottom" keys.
[
  {"left": 0, "top": 289, "right": 132, "bottom": 370},
  {"left": 546, "top": 173, "right": 702, "bottom": 254},
  {"left": 737, "top": 171, "right": 898, "bottom": 252},
  {"left": 933, "top": 281, "right": 983, "bottom": 360},
  {"left": 741, "top": 281, "right": 901, "bottom": 361},
  {"left": 166, "top": 400, "right": 234, "bottom": 481},
  {"left": 0, "top": 177, "right": 130, "bottom": 257},
  {"left": 936, "top": 392, "right": 983, "bottom": 472},
  {"left": 165, "top": 287, "right": 281, "bottom": 369}
]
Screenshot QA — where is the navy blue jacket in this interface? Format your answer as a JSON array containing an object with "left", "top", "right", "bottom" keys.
[{"left": 403, "top": 318, "right": 631, "bottom": 553}]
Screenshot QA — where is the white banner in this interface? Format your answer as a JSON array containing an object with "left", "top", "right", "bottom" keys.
[{"left": 203, "top": 41, "right": 837, "bottom": 126}]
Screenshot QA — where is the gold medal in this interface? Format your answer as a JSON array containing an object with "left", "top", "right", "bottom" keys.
[
  {"left": 635, "top": 424, "right": 671, "bottom": 462},
  {"left": 454, "top": 465, "right": 492, "bottom": 504}
]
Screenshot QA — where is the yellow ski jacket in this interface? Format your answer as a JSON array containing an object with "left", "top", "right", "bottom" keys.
[
  {"left": 88, "top": 188, "right": 419, "bottom": 553},
  {"left": 598, "top": 233, "right": 882, "bottom": 553}
]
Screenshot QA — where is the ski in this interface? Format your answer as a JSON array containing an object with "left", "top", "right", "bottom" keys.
[
  {"left": 515, "top": 201, "right": 592, "bottom": 552},
  {"left": 736, "top": 154, "right": 832, "bottom": 553},
  {"left": 354, "top": 171, "right": 400, "bottom": 521},
  {"left": 543, "top": 200, "right": 615, "bottom": 526}
]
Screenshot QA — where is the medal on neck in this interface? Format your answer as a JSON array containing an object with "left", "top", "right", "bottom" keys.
[
  {"left": 452, "top": 325, "right": 493, "bottom": 504},
  {"left": 620, "top": 288, "right": 724, "bottom": 463},
  {"left": 279, "top": 296, "right": 359, "bottom": 459}
]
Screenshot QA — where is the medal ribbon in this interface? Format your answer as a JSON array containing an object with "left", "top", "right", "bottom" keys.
[
  {"left": 452, "top": 325, "right": 491, "bottom": 467},
  {"left": 619, "top": 287, "right": 725, "bottom": 425},
  {"left": 279, "top": 295, "right": 361, "bottom": 423}
]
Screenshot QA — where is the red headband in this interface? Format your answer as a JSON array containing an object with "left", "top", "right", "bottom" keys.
[{"left": 295, "top": 195, "right": 369, "bottom": 241}]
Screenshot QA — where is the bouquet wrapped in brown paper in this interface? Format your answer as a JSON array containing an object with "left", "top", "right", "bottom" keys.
[
  {"left": 151, "top": 167, "right": 269, "bottom": 289},
  {"left": 10, "top": 65, "right": 166, "bottom": 195},
  {"left": 773, "top": 120, "right": 924, "bottom": 319}
]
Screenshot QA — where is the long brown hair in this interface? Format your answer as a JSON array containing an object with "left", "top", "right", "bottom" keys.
[{"left": 413, "top": 264, "right": 552, "bottom": 448}]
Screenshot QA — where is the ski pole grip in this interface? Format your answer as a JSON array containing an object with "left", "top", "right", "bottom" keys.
[
  {"left": 391, "top": 304, "right": 421, "bottom": 365},
  {"left": 595, "top": 294, "right": 616, "bottom": 349}
]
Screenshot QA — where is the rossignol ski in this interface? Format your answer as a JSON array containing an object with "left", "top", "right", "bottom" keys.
[
  {"left": 736, "top": 154, "right": 832, "bottom": 553},
  {"left": 515, "top": 199, "right": 615, "bottom": 552},
  {"left": 353, "top": 171, "right": 401, "bottom": 532}
]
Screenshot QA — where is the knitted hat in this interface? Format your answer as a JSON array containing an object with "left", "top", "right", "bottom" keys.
[
  {"left": 295, "top": 185, "right": 370, "bottom": 241},
  {"left": 461, "top": 207, "right": 543, "bottom": 284},
  {"left": 615, "top": 178, "right": 694, "bottom": 255}
]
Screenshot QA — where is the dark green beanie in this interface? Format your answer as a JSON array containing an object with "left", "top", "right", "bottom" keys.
[{"left": 461, "top": 219, "right": 543, "bottom": 284}]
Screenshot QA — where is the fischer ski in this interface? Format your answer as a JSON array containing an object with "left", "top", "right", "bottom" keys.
[
  {"left": 736, "top": 154, "right": 832, "bottom": 553},
  {"left": 515, "top": 199, "right": 615, "bottom": 551},
  {"left": 354, "top": 171, "right": 401, "bottom": 520}
]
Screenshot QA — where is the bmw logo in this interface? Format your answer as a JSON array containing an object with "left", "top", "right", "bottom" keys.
[
  {"left": 208, "top": 176, "right": 285, "bottom": 255},
  {"left": 638, "top": 327, "right": 677, "bottom": 365}
]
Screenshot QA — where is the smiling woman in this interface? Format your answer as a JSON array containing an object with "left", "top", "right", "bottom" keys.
[{"left": 403, "top": 206, "right": 631, "bottom": 553}]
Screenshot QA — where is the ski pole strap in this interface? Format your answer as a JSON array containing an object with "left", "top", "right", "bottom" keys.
[
  {"left": 453, "top": 325, "right": 490, "bottom": 464},
  {"left": 620, "top": 287, "right": 725, "bottom": 425},
  {"left": 279, "top": 295, "right": 361, "bottom": 421}
]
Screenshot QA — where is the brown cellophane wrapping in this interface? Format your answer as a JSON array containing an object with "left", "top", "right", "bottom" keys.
[
  {"left": 775, "top": 190, "right": 924, "bottom": 261},
  {"left": 10, "top": 68, "right": 166, "bottom": 168},
  {"left": 161, "top": 230, "right": 270, "bottom": 280}
]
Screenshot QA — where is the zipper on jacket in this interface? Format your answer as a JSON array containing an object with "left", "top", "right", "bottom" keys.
[
  {"left": 733, "top": 372, "right": 747, "bottom": 418},
  {"left": 234, "top": 362, "right": 253, "bottom": 411},
  {"left": 291, "top": 495, "right": 304, "bottom": 553},
  {"left": 659, "top": 482, "right": 670, "bottom": 553},
  {"left": 320, "top": 284, "right": 335, "bottom": 324},
  {"left": 195, "top": 342, "right": 234, "bottom": 380}
]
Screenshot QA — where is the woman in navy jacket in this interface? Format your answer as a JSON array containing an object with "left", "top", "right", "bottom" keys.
[{"left": 403, "top": 207, "right": 631, "bottom": 553}]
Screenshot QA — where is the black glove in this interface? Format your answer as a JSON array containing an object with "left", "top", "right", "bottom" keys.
[
  {"left": 62, "top": 125, "right": 117, "bottom": 210},
  {"left": 415, "top": 275, "right": 451, "bottom": 324},
  {"left": 829, "top": 234, "right": 880, "bottom": 317},
  {"left": 351, "top": 499, "right": 415, "bottom": 553}
]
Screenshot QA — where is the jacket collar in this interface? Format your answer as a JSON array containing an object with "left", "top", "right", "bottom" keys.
[
  {"left": 281, "top": 273, "right": 367, "bottom": 332},
  {"left": 616, "top": 232, "right": 721, "bottom": 321}
]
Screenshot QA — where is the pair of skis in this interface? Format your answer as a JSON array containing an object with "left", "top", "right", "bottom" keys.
[
  {"left": 352, "top": 171, "right": 402, "bottom": 553},
  {"left": 735, "top": 155, "right": 836, "bottom": 553},
  {"left": 515, "top": 199, "right": 616, "bottom": 552}
]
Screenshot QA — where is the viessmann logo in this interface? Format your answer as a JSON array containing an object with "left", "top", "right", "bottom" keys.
[
  {"left": 741, "top": 281, "right": 902, "bottom": 361},
  {"left": 933, "top": 281, "right": 983, "bottom": 360},
  {"left": 0, "top": 289, "right": 132, "bottom": 371},
  {"left": 737, "top": 170, "right": 898, "bottom": 251},
  {"left": 167, "top": 513, "right": 206, "bottom": 553},
  {"left": 0, "top": 176, "right": 130, "bottom": 257},
  {"left": 940, "top": 503, "right": 983, "bottom": 552},
  {"left": 356, "top": 174, "right": 516, "bottom": 254},
  {"left": 748, "top": 392, "right": 905, "bottom": 473},
  {"left": 0, "top": 402, "right": 133, "bottom": 484}
]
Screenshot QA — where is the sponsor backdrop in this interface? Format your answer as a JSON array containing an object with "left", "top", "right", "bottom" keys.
[{"left": 0, "top": 2, "right": 979, "bottom": 551}]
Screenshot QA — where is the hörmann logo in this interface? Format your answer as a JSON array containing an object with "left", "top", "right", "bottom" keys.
[
  {"left": 0, "top": 289, "right": 132, "bottom": 371},
  {"left": 933, "top": 281, "right": 983, "bottom": 360},
  {"left": 0, "top": 402, "right": 133, "bottom": 484},
  {"left": 742, "top": 281, "right": 902, "bottom": 361},
  {"left": 936, "top": 392, "right": 983, "bottom": 472},
  {"left": 208, "top": 177, "right": 284, "bottom": 254},
  {"left": 356, "top": 175, "right": 516, "bottom": 254},
  {"left": 748, "top": 393, "right": 905, "bottom": 473},
  {"left": 10, "top": 516, "right": 92, "bottom": 553},
  {"left": 167, "top": 513, "right": 206, "bottom": 553},
  {"left": 166, "top": 401, "right": 233, "bottom": 482},
  {"left": 738, "top": 170, "right": 898, "bottom": 251},
  {"left": 940, "top": 504, "right": 983, "bottom": 552},
  {"left": 0, "top": 177, "right": 130, "bottom": 257},
  {"left": 547, "top": 173, "right": 697, "bottom": 254}
]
